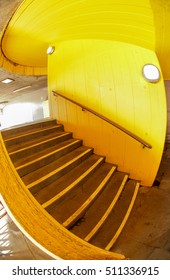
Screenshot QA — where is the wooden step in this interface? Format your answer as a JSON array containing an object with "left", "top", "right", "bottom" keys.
[
  {"left": 16, "top": 139, "right": 82, "bottom": 176},
  {"left": 43, "top": 156, "right": 105, "bottom": 212},
  {"left": 9, "top": 131, "right": 72, "bottom": 161},
  {"left": 87, "top": 180, "right": 139, "bottom": 250},
  {"left": 33, "top": 154, "right": 106, "bottom": 202},
  {"left": 1, "top": 118, "right": 57, "bottom": 140},
  {"left": 24, "top": 146, "right": 94, "bottom": 193},
  {"left": 62, "top": 166, "right": 117, "bottom": 229},
  {"left": 44, "top": 162, "right": 113, "bottom": 220},
  {"left": 4, "top": 124, "right": 64, "bottom": 149},
  {"left": 70, "top": 171, "right": 128, "bottom": 239},
  {"left": 84, "top": 174, "right": 129, "bottom": 242},
  {"left": 1, "top": 119, "right": 140, "bottom": 259},
  {"left": 106, "top": 181, "right": 139, "bottom": 251}
]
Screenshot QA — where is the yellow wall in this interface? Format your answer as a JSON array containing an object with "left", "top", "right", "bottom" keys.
[
  {"left": 0, "top": 0, "right": 154, "bottom": 75},
  {"left": 0, "top": 0, "right": 168, "bottom": 186},
  {"left": 1, "top": 0, "right": 170, "bottom": 78},
  {"left": 151, "top": 0, "right": 170, "bottom": 80},
  {"left": 48, "top": 39, "right": 167, "bottom": 186}
]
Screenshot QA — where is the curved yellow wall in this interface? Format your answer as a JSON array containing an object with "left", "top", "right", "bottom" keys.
[
  {"left": 0, "top": 0, "right": 168, "bottom": 186},
  {"left": 151, "top": 0, "right": 170, "bottom": 79},
  {"left": 1, "top": 0, "right": 170, "bottom": 78},
  {"left": 48, "top": 39, "right": 167, "bottom": 186},
  {"left": 0, "top": 0, "right": 154, "bottom": 75}
]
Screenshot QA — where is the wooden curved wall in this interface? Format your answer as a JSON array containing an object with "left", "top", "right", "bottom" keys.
[
  {"left": 0, "top": 1, "right": 168, "bottom": 184},
  {"left": 48, "top": 40, "right": 167, "bottom": 186},
  {"left": 0, "top": 0, "right": 154, "bottom": 75}
]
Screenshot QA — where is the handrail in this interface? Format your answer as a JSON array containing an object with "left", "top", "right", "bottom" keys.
[
  {"left": 0, "top": 133, "right": 125, "bottom": 260},
  {"left": 52, "top": 91, "right": 152, "bottom": 149}
]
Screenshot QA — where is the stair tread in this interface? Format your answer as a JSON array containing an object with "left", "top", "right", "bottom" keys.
[
  {"left": 22, "top": 146, "right": 93, "bottom": 185},
  {"left": 33, "top": 154, "right": 105, "bottom": 204},
  {"left": 42, "top": 156, "right": 105, "bottom": 210},
  {"left": 17, "top": 139, "right": 83, "bottom": 177},
  {"left": 14, "top": 138, "right": 81, "bottom": 168},
  {"left": 46, "top": 163, "right": 114, "bottom": 223},
  {"left": 9, "top": 132, "right": 72, "bottom": 162},
  {"left": 70, "top": 172, "right": 129, "bottom": 239},
  {"left": 4, "top": 125, "right": 59, "bottom": 142},
  {"left": 7, "top": 129, "right": 64, "bottom": 153},
  {"left": 1, "top": 119, "right": 56, "bottom": 140},
  {"left": 106, "top": 181, "right": 139, "bottom": 251},
  {"left": 1, "top": 119, "right": 141, "bottom": 258},
  {"left": 88, "top": 180, "right": 138, "bottom": 249},
  {"left": 84, "top": 174, "right": 129, "bottom": 242},
  {"left": 62, "top": 165, "right": 117, "bottom": 228}
]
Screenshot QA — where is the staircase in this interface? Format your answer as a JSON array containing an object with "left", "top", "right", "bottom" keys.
[{"left": 0, "top": 119, "right": 140, "bottom": 259}]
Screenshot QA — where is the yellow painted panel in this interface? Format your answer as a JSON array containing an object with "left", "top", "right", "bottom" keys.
[
  {"left": 1, "top": 0, "right": 154, "bottom": 74},
  {"left": 151, "top": 0, "right": 170, "bottom": 79},
  {"left": 48, "top": 39, "right": 167, "bottom": 186},
  {"left": 1, "top": 0, "right": 170, "bottom": 78},
  {"left": 0, "top": 0, "right": 167, "bottom": 185}
]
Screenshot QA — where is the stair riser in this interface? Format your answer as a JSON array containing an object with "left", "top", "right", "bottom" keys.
[
  {"left": 10, "top": 133, "right": 72, "bottom": 162},
  {"left": 45, "top": 158, "right": 105, "bottom": 213},
  {"left": 29, "top": 149, "right": 94, "bottom": 195},
  {"left": 2, "top": 119, "right": 57, "bottom": 140},
  {"left": 5, "top": 125, "right": 63, "bottom": 148},
  {"left": 17, "top": 140, "right": 83, "bottom": 177}
]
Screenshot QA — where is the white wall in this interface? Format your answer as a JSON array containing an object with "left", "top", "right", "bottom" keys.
[{"left": 0, "top": 89, "right": 49, "bottom": 130}]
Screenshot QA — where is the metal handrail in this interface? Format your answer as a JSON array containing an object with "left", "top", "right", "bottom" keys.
[{"left": 52, "top": 90, "right": 152, "bottom": 149}]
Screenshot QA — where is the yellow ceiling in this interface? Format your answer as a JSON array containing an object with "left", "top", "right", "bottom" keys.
[
  {"left": 150, "top": 0, "right": 170, "bottom": 79},
  {"left": 1, "top": 0, "right": 170, "bottom": 78}
]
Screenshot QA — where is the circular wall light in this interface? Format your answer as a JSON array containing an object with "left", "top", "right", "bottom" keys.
[
  {"left": 46, "top": 46, "right": 55, "bottom": 55},
  {"left": 142, "top": 64, "right": 160, "bottom": 83}
]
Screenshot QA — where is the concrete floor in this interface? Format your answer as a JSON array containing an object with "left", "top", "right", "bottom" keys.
[
  {"left": 112, "top": 143, "right": 170, "bottom": 260},
  {"left": 0, "top": 144, "right": 170, "bottom": 260}
]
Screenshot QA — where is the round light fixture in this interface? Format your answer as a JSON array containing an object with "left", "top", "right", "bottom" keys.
[
  {"left": 46, "top": 46, "right": 55, "bottom": 55},
  {"left": 142, "top": 64, "right": 160, "bottom": 83}
]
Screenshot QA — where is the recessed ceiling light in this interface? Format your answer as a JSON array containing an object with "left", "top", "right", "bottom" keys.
[
  {"left": 1, "top": 78, "right": 14, "bottom": 84},
  {"left": 46, "top": 46, "right": 55, "bottom": 55}
]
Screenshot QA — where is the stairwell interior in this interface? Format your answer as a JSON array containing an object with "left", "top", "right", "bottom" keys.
[
  {"left": 0, "top": 0, "right": 169, "bottom": 261},
  {"left": 0, "top": 118, "right": 140, "bottom": 260}
]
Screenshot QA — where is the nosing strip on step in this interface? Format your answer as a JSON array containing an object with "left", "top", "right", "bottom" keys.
[
  {"left": 27, "top": 148, "right": 93, "bottom": 190},
  {"left": 105, "top": 182, "right": 140, "bottom": 251},
  {"left": 9, "top": 132, "right": 71, "bottom": 155},
  {"left": 42, "top": 157, "right": 105, "bottom": 209},
  {"left": 16, "top": 139, "right": 81, "bottom": 171},
  {"left": 4, "top": 125, "right": 63, "bottom": 142},
  {"left": 62, "top": 165, "right": 117, "bottom": 229},
  {"left": 84, "top": 174, "right": 129, "bottom": 242}
]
